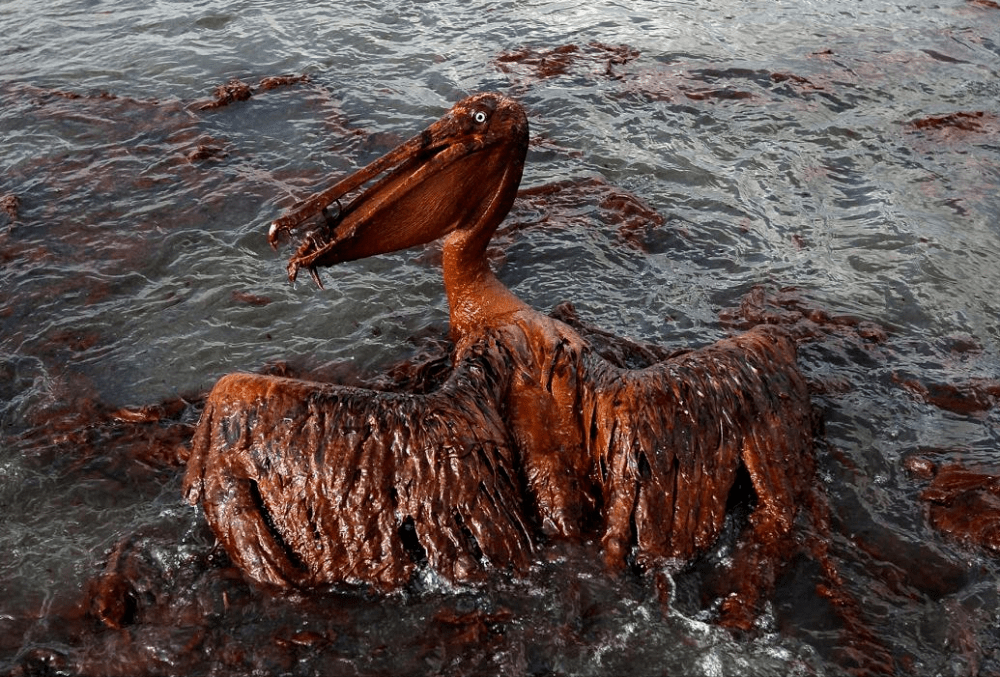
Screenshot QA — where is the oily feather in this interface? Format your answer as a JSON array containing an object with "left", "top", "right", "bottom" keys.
[{"left": 183, "top": 336, "right": 535, "bottom": 590}]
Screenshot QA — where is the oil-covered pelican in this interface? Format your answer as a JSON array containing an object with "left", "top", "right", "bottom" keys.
[{"left": 183, "top": 92, "right": 815, "bottom": 628}]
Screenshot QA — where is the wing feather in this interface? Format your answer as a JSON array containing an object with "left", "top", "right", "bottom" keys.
[
  {"left": 183, "top": 339, "right": 534, "bottom": 589},
  {"left": 583, "top": 326, "right": 812, "bottom": 570}
]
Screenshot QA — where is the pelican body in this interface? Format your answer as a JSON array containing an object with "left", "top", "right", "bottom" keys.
[{"left": 183, "top": 93, "right": 814, "bottom": 627}]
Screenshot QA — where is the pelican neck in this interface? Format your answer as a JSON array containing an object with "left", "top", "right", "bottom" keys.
[{"left": 441, "top": 227, "right": 529, "bottom": 339}]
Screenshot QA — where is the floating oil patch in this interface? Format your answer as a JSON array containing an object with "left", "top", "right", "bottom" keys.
[
  {"left": 614, "top": 62, "right": 831, "bottom": 105},
  {"left": 196, "top": 74, "right": 311, "bottom": 111},
  {"left": 503, "top": 177, "right": 668, "bottom": 252},
  {"left": 495, "top": 42, "right": 640, "bottom": 83},
  {"left": 904, "top": 459, "right": 1000, "bottom": 555},
  {"left": 907, "top": 111, "right": 997, "bottom": 134},
  {"left": 1, "top": 194, "right": 18, "bottom": 224},
  {"left": 895, "top": 375, "right": 1000, "bottom": 416}
]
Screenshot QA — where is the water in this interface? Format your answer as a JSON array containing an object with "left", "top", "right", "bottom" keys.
[{"left": 2, "top": 0, "right": 1000, "bottom": 674}]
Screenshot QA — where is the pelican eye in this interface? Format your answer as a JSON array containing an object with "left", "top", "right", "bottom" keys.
[{"left": 472, "top": 110, "right": 488, "bottom": 124}]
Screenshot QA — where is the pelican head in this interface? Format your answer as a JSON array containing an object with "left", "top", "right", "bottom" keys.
[{"left": 268, "top": 92, "right": 529, "bottom": 285}]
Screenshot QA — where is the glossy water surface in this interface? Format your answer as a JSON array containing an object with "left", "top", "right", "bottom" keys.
[{"left": 2, "top": 1, "right": 1000, "bottom": 675}]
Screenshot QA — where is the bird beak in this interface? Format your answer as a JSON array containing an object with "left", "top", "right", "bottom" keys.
[{"left": 267, "top": 93, "right": 528, "bottom": 286}]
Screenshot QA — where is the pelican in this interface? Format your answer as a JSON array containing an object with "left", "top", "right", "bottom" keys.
[{"left": 183, "top": 92, "right": 815, "bottom": 628}]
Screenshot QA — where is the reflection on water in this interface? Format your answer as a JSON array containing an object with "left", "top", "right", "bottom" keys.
[{"left": 2, "top": 0, "right": 1000, "bottom": 674}]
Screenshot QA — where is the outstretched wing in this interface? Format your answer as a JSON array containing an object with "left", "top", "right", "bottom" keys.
[
  {"left": 183, "top": 340, "right": 534, "bottom": 590},
  {"left": 581, "top": 327, "right": 814, "bottom": 571}
]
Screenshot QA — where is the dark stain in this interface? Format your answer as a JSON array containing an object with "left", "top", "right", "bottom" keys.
[
  {"left": 230, "top": 290, "right": 272, "bottom": 307},
  {"left": 896, "top": 375, "right": 1000, "bottom": 415},
  {"left": 197, "top": 74, "right": 312, "bottom": 111},
  {"left": 920, "top": 464, "right": 1000, "bottom": 555},
  {"left": 908, "top": 111, "right": 989, "bottom": 132},
  {"left": 495, "top": 42, "right": 639, "bottom": 81}
]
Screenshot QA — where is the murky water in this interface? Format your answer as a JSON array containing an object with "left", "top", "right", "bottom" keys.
[{"left": 3, "top": 0, "right": 1000, "bottom": 674}]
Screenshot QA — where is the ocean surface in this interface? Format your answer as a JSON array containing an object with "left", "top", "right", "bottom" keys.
[{"left": 3, "top": 0, "right": 1000, "bottom": 674}]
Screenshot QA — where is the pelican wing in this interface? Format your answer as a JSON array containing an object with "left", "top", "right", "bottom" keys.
[
  {"left": 183, "top": 338, "right": 533, "bottom": 590},
  {"left": 581, "top": 327, "right": 814, "bottom": 570}
]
